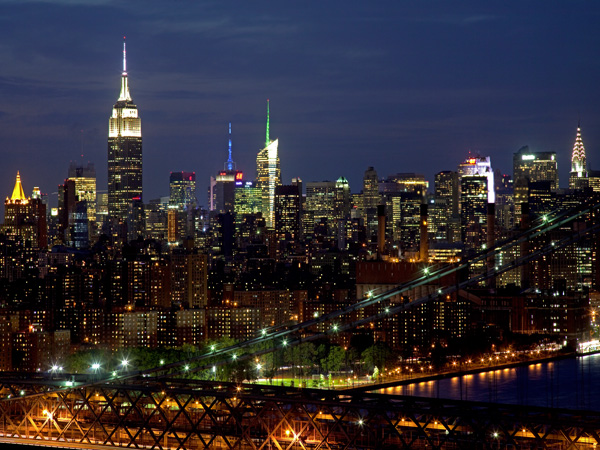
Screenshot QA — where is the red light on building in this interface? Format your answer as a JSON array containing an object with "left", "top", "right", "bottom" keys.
[{"left": 235, "top": 172, "right": 243, "bottom": 180}]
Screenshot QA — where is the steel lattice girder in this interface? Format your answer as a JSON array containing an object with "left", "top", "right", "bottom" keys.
[{"left": 0, "top": 379, "right": 599, "bottom": 449}]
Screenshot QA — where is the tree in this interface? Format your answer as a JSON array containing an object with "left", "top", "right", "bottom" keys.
[
  {"left": 362, "top": 342, "right": 393, "bottom": 373},
  {"left": 320, "top": 345, "right": 345, "bottom": 374},
  {"left": 285, "top": 342, "right": 316, "bottom": 379}
]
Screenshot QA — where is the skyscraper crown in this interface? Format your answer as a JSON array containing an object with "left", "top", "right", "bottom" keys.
[
  {"left": 10, "top": 171, "right": 26, "bottom": 201},
  {"left": 571, "top": 123, "right": 587, "bottom": 176}
]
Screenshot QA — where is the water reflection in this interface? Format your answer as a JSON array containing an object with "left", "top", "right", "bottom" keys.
[{"left": 381, "top": 353, "right": 600, "bottom": 410}]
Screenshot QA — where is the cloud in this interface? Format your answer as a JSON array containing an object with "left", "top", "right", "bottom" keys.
[
  {"left": 0, "top": 0, "right": 113, "bottom": 4},
  {"left": 409, "top": 13, "right": 500, "bottom": 26}
]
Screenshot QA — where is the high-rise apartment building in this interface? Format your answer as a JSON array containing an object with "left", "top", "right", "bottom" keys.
[
  {"left": 108, "top": 39, "right": 142, "bottom": 224},
  {"left": 256, "top": 100, "right": 280, "bottom": 228},
  {"left": 171, "top": 246, "right": 208, "bottom": 309}
]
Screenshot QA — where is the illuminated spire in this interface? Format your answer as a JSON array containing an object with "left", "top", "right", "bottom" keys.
[
  {"left": 571, "top": 121, "right": 587, "bottom": 177},
  {"left": 123, "top": 36, "right": 127, "bottom": 73},
  {"left": 10, "top": 171, "right": 26, "bottom": 201},
  {"left": 225, "top": 122, "right": 236, "bottom": 171},
  {"left": 265, "top": 99, "right": 270, "bottom": 148},
  {"left": 118, "top": 36, "right": 131, "bottom": 102}
]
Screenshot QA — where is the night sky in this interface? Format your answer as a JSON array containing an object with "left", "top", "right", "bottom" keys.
[{"left": 1, "top": 1, "right": 599, "bottom": 211}]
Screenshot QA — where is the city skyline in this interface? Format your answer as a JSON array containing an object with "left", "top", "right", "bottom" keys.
[{"left": 0, "top": 1, "right": 599, "bottom": 208}]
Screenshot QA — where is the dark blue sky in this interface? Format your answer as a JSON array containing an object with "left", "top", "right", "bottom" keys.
[{"left": 0, "top": 1, "right": 599, "bottom": 209}]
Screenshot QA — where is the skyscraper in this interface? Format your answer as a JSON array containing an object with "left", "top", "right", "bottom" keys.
[
  {"left": 274, "top": 185, "right": 301, "bottom": 251},
  {"left": 212, "top": 124, "right": 242, "bottom": 214},
  {"left": 3, "top": 172, "right": 47, "bottom": 249},
  {"left": 458, "top": 156, "right": 494, "bottom": 250},
  {"left": 108, "top": 39, "right": 142, "bottom": 224},
  {"left": 362, "top": 166, "right": 380, "bottom": 240},
  {"left": 256, "top": 100, "right": 280, "bottom": 228},
  {"left": 169, "top": 172, "right": 196, "bottom": 208},
  {"left": 66, "top": 162, "right": 97, "bottom": 241},
  {"left": 457, "top": 156, "right": 495, "bottom": 204},
  {"left": 513, "top": 146, "right": 558, "bottom": 191},
  {"left": 569, "top": 123, "right": 588, "bottom": 190}
]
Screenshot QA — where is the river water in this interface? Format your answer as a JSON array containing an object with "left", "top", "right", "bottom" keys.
[{"left": 378, "top": 353, "right": 600, "bottom": 410}]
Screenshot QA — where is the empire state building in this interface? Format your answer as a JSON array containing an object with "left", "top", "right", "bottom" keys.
[{"left": 108, "top": 39, "right": 142, "bottom": 223}]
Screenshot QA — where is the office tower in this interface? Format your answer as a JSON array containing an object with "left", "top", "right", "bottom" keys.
[
  {"left": 457, "top": 156, "right": 495, "bottom": 203},
  {"left": 127, "top": 197, "right": 145, "bottom": 241},
  {"left": 458, "top": 156, "right": 495, "bottom": 253},
  {"left": 234, "top": 181, "right": 262, "bottom": 220},
  {"left": 234, "top": 180, "right": 263, "bottom": 250},
  {"left": 108, "top": 39, "right": 142, "bottom": 224},
  {"left": 145, "top": 197, "right": 169, "bottom": 240},
  {"left": 460, "top": 175, "right": 488, "bottom": 248},
  {"left": 256, "top": 100, "right": 280, "bottom": 228},
  {"left": 3, "top": 172, "right": 47, "bottom": 249},
  {"left": 435, "top": 171, "right": 459, "bottom": 215},
  {"left": 383, "top": 173, "right": 429, "bottom": 200},
  {"left": 495, "top": 172, "right": 514, "bottom": 232},
  {"left": 363, "top": 166, "right": 380, "bottom": 209},
  {"left": 432, "top": 171, "right": 459, "bottom": 242},
  {"left": 57, "top": 179, "right": 77, "bottom": 245},
  {"left": 512, "top": 146, "right": 557, "bottom": 223},
  {"left": 96, "top": 193, "right": 108, "bottom": 223},
  {"left": 67, "top": 162, "right": 97, "bottom": 225},
  {"left": 513, "top": 146, "right": 559, "bottom": 191},
  {"left": 383, "top": 191, "right": 422, "bottom": 256},
  {"left": 274, "top": 185, "right": 301, "bottom": 254},
  {"left": 334, "top": 176, "right": 351, "bottom": 220},
  {"left": 362, "top": 166, "right": 380, "bottom": 240},
  {"left": 569, "top": 123, "right": 588, "bottom": 190},
  {"left": 169, "top": 172, "right": 196, "bottom": 208},
  {"left": 71, "top": 201, "right": 89, "bottom": 249},
  {"left": 305, "top": 181, "right": 337, "bottom": 236}
]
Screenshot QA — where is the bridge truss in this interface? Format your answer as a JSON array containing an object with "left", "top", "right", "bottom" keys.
[{"left": 0, "top": 378, "right": 599, "bottom": 450}]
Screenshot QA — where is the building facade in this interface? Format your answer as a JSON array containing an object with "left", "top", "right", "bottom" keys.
[{"left": 108, "top": 40, "right": 142, "bottom": 224}]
